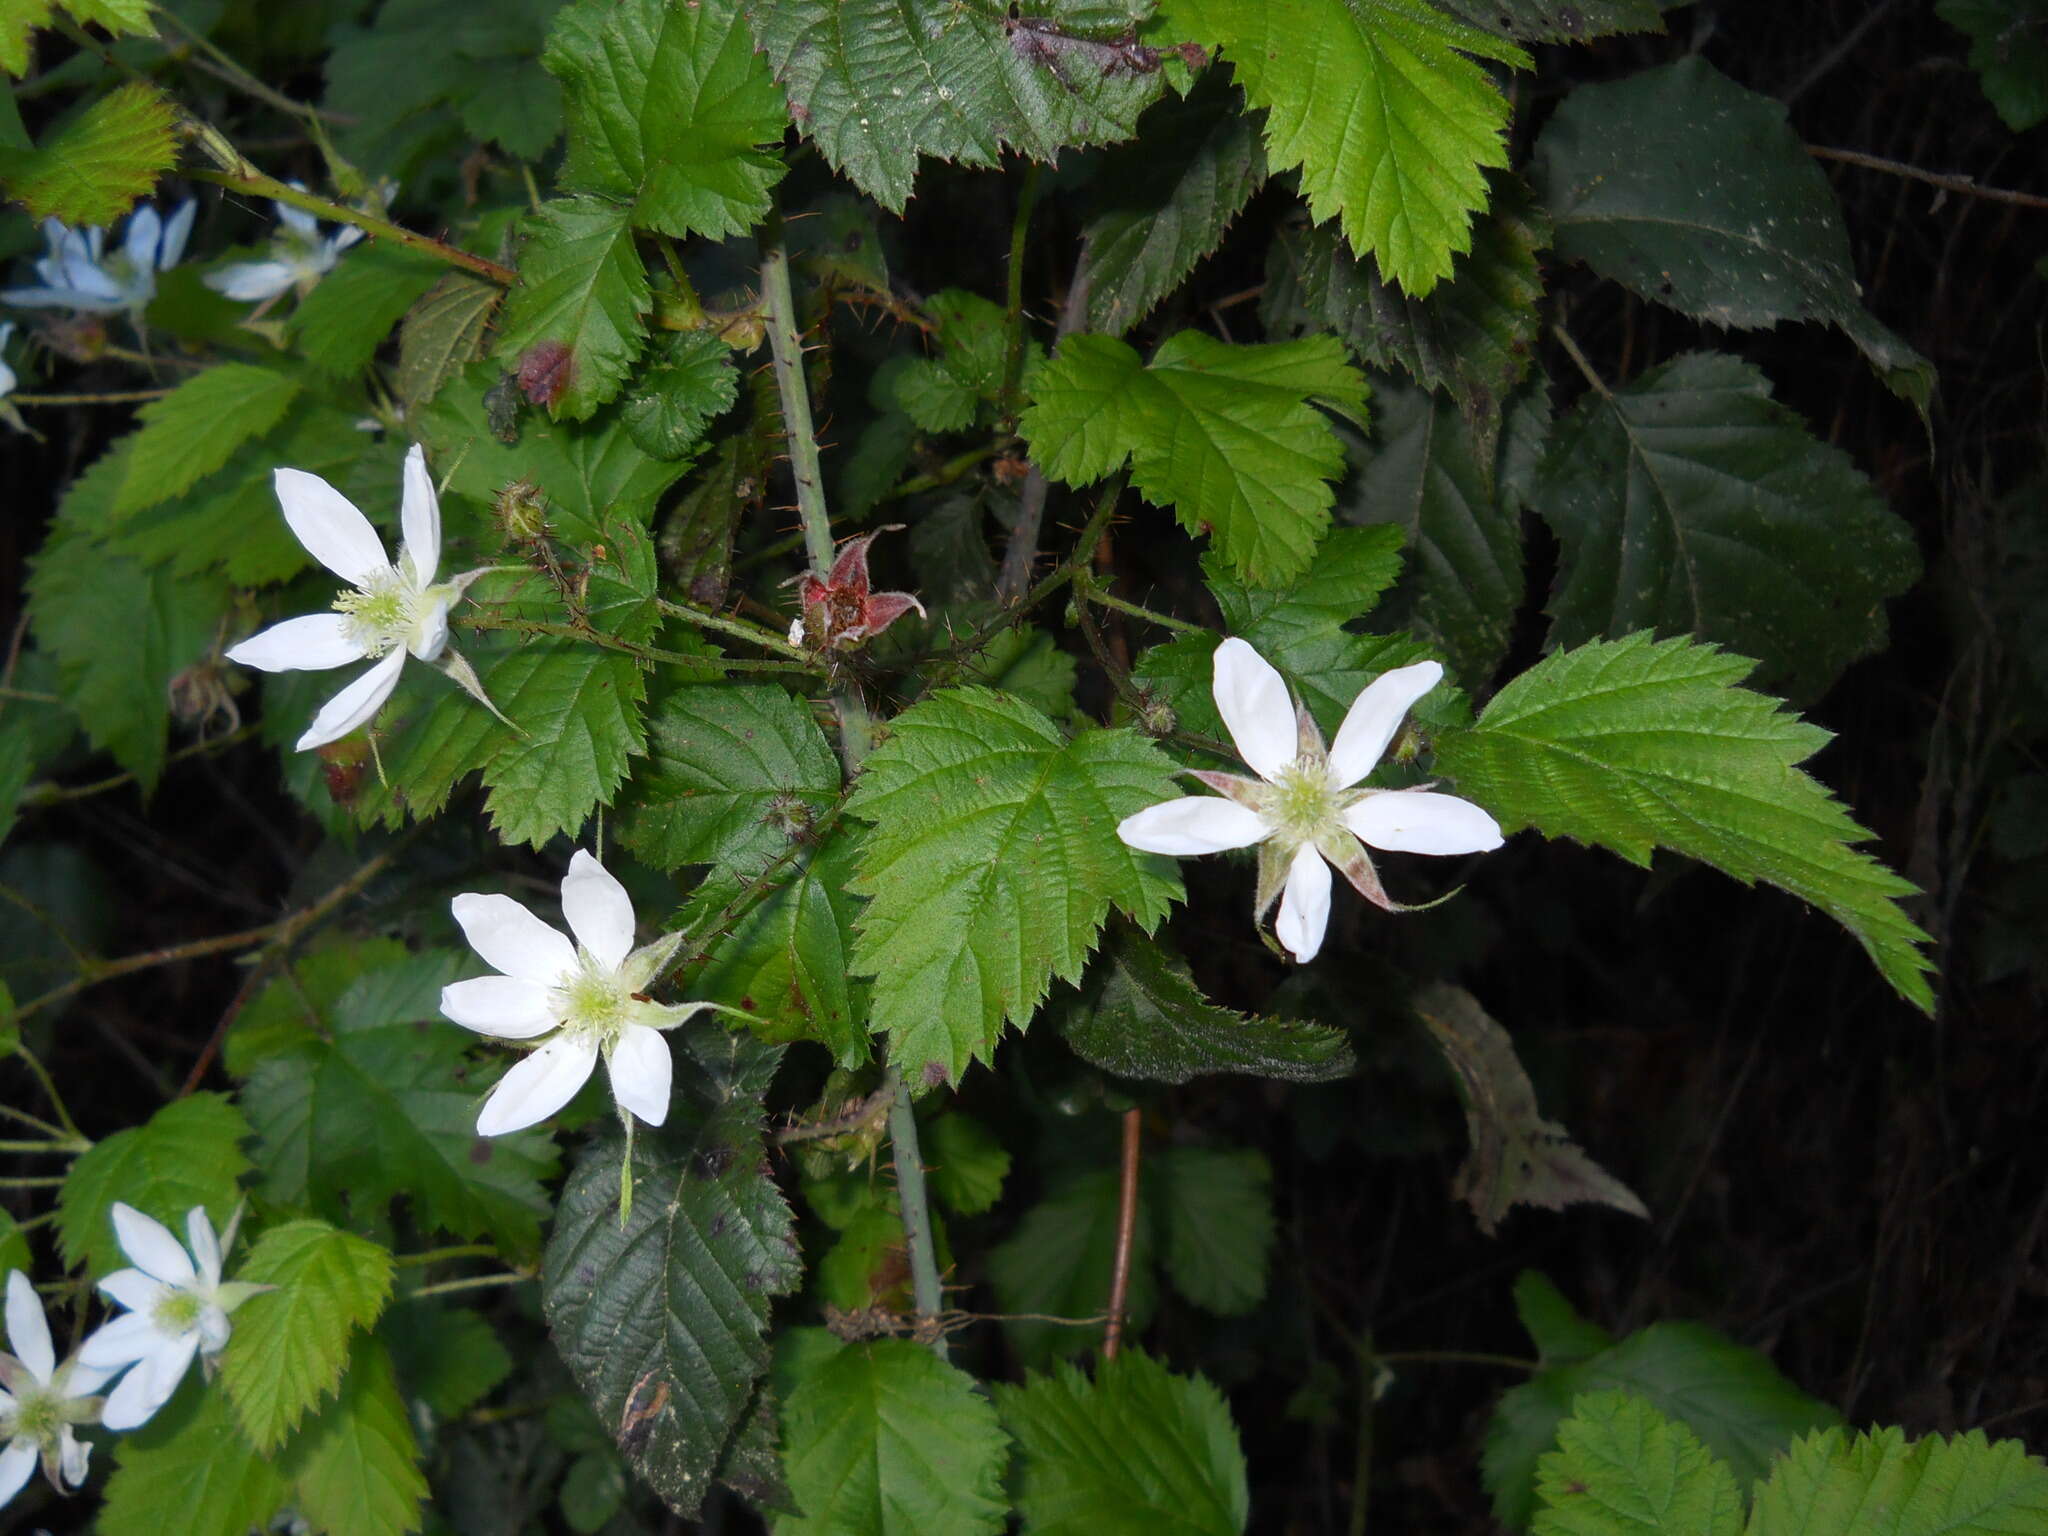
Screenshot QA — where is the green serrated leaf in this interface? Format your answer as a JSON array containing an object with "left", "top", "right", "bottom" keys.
[
  {"left": 1532, "top": 1391, "right": 1743, "bottom": 1536},
  {"left": 237, "top": 950, "right": 561, "bottom": 1257},
  {"left": 1130, "top": 525, "right": 1428, "bottom": 737},
  {"left": 99, "top": 1379, "right": 291, "bottom": 1536},
  {"left": 777, "top": 1339, "right": 1010, "bottom": 1536},
  {"left": 58, "top": 1092, "right": 251, "bottom": 1278},
  {"left": 846, "top": 686, "right": 1183, "bottom": 1087},
  {"left": 1262, "top": 174, "right": 1549, "bottom": 455},
  {"left": 1156, "top": 1145, "right": 1272, "bottom": 1316},
  {"left": 1513, "top": 1271, "right": 1616, "bottom": 1369},
  {"left": 990, "top": 1167, "right": 1155, "bottom": 1368},
  {"left": 292, "top": 244, "right": 447, "bottom": 378},
  {"left": 1940, "top": 0, "right": 2048, "bottom": 131},
  {"left": 622, "top": 329, "right": 740, "bottom": 460},
  {"left": 1749, "top": 1422, "right": 2048, "bottom": 1536},
  {"left": 112, "top": 364, "right": 303, "bottom": 516},
  {"left": 1079, "top": 73, "right": 1267, "bottom": 336},
  {"left": 397, "top": 272, "right": 502, "bottom": 411},
  {"left": 280, "top": 1335, "right": 428, "bottom": 1536},
  {"left": 996, "top": 1349, "right": 1249, "bottom": 1536},
  {"left": 1341, "top": 380, "right": 1523, "bottom": 690},
  {"left": 495, "top": 195, "right": 650, "bottom": 420},
  {"left": 923, "top": 1111, "right": 1011, "bottom": 1216},
  {"left": 684, "top": 827, "right": 870, "bottom": 1068},
  {"left": 381, "top": 1302, "right": 513, "bottom": 1421},
  {"left": 543, "top": 1025, "right": 798, "bottom": 1518},
  {"left": 1483, "top": 1304, "right": 1841, "bottom": 1531},
  {"left": 1433, "top": 633, "right": 1935, "bottom": 1011},
  {"left": 221, "top": 1220, "right": 396, "bottom": 1453},
  {"left": 1, "top": 80, "right": 175, "bottom": 224},
  {"left": 1416, "top": 982, "right": 1646, "bottom": 1236},
  {"left": 1535, "top": 351, "right": 1918, "bottom": 702},
  {"left": 1430, "top": 0, "right": 1663, "bottom": 42},
  {"left": 1162, "top": 0, "right": 1527, "bottom": 295},
  {"left": 1023, "top": 330, "right": 1368, "bottom": 584},
  {"left": 1065, "top": 927, "right": 1355, "bottom": 1084},
  {"left": 750, "top": 0, "right": 1170, "bottom": 213},
  {"left": 1531, "top": 58, "right": 1933, "bottom": 413},
  {"left": 619, "top": 684, "right": 839, "bottom": 874},
  {"left": 547, "top": 0, "right": 787, "bottom": 238}
]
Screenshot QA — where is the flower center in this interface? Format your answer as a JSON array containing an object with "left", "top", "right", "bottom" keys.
[
  {"left": 553, "top": 957, "right": 630, "bottom": 1045},
  {"left": 9, "top": 1383, "right": 59, "bottom": 1441},
  {"left": 334, "top": 570, "right": 418, "bottom": 656},
  {"left": 1264, "top": 759, "right": 1343, "bottom": 846},
  {"left": 152, "top": 1287, "right": 204, "bottom": 1335}
]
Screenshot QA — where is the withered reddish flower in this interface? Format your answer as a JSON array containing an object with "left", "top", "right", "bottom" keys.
[{"left": 791, "top": 526, "right": 925, "bottom": 650}]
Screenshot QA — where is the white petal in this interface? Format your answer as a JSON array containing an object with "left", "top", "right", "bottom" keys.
[
  {"left": 78, "top": 1312, "right": 159, "bottom": 1370},
  {"left": 1343, "top": 790, "right": 1503, "bottom": 855},
  {"left": 186, "top": 1207, "right": 221, "bottom": 1285},
  {"left": 96, "top": 1269, "right": 165, "bottom": 1316},
  {"left": 58, "top": 1352, "right": 116, "bottom": 1399},
  {"left": 197, "top": 1303, "right": 230, "bottom": 1355},
  {"left": 57, "top": 1424, "right": 91, "bottom": 1488},
  {"left": 225, "top": 612, "right": 368, "bottom": 673},
  {"left": 3, "top": 1272, "right": 53, "bottom": 1385},
  {"left": 449, "top": 893, "right": 577, "bottom": 985},
  {"left": 1327, "top": 659, "right": 1445, "bottom": 790},
  {"left": 111, "top": 1204, "right": 195, "bottom": 1286},
  {"left": 398, "top": 444, "right": 440, "bottom": 586},
  {"left": 439, "top": 976, "right": 560, "bottom": 1038},
  {"left": 1275, "top": 843, "right": 1332, "bottom": 964},
  {"left": 1212, "top": 637, "right": 1298, "bottom": 782},
  {"left": 204, "top": 260, "right": 296, "bottom": 301},
  {"left": 101, "top": 1334, "right": 196, "bottom": 1431},
  {"left": 476, "top": 1036, "right": 599, "bottom": 1136},
  {"left": 605, "top": 1026, "right": 672, "bottom": 1128},
  {"left": 295, "top": 648, "right": 405, "bottom": 752},
  {"left": 273, "top": 199, "right": 320, "bottom": 236},
  {"left": 158, "top": 200, "right": 195, "bottom": 269},
  {"left": 561, "top": 850, "right": 636, "bottom": 970},
  {"left": 406, "top": 592, "right": 450, "bottom": 663},
  {"left": 122, "top": 205, "right": 162, "bottom": 270},
  {"left": 1117, "top": 796, "right": 1271, "bottom": 856},
  {"left": 274, "top": 467, "right": 390, "bottom": 587},
  {"left": 0, "top": 1441, "right": 35, "bottom": 1506},
  {"left": 332, "top": 225, "right": 367, "bottom": 253}
]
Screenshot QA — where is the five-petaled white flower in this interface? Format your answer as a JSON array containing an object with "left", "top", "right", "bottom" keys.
[
  {"left": 1118, "top": 637, "right": 1503, "bottom": 964},
  {"left": 0, "top": 1270, "right": 109, "bottom": 1506},
  {"left": 205, "top": 189, "right": 366, "bottom": 303},
  {"left": 78, "top": 1205, "right": 264, "bottom": 1432},
  {"left": 0, "top": 202, "right": 195, "bottom": 318},
  {"left": 225, "top": 443, "right": 494, "bottom": 752},
  {"left": 442, "top": 850, "right": 713, "bottom": 1136}
]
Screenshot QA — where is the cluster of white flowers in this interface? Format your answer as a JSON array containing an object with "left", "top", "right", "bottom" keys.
[
  {"left": 205, "top": 190, "right": 365, "bottom": 304},
  {"left": 1, "top": 1204, "right": 264, "bottom": 1514},
  {"left": 0, "top": 202, "right": 195, "bottom": 320}
]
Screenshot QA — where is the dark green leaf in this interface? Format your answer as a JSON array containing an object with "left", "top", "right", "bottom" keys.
[
  {"left": 1156, "top": 1146, "right": 1273, "bottom": 1316},
  {"left": 996, "top": 1349, "right": 1249, "bottom": 1535},
  {"left": 622, "top": 329, "right": 740, "bottom": 460},
  {"left": 292, "top": 244, "right": 447, "bottom": 378},
  {"left": 1433, "top": 634, "right": 1935, "bottom": 1011},
  {"left": 923, "top": 1111, "right": 1011, "bottom": 1217},
  {"left": 541, "top": 1026, "right": 799, "bottom": 1518},
  {"left": 1535, "top": 351, "right": 1918, "bottom": 702},
  {"left": 397, "top": 272, "right": 502, "bottom": 411},
  {"left": 846, "top": 687, "right": 1184, "bottom": 1087},
  {"left": 779, "top": 1339, "right": 1010, "bottom": 1535},
  {"left": 990, "top": 1167, "right": 1154, "bottom": 1367},
  {"left": 1939, "top": 0, "right": 2048, "bottom": 131},
  {"left": 1512, "top": 1271, "right": 1615, "bottom": 1369},
  {"left": 1430, "top": 0, "right": 1663, "bottom": 42},
  {"left": 381, "top": 1302, "right": 514, "bottom": 1421},
  {"left": 58, "top": 1093, "right": 252, "bottom": 1279},
  {"left": 1531, "top": 57, "right": 1933, "bottom": 412},
  {"left": 99, "top": 1381, "right": 290, "bottom": 1536},
  {"left": 1064, "top": 928, "right": 1354, "bottom": 1084},
  {"left": 618, "top": 684, "right": 840, "bottom": 874}
]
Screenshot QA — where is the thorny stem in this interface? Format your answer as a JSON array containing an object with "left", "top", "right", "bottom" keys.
[
  {"left": 1076, "top": 579, "right": 1204, "bottom": 635},
  {"left": 1101, "top": 1107, "right": 1144, "bottom": 1359},
  {"left": 10, "top": 389, "right": 175, "bottom": 406},
  {"left": 1001, "top": 162, "right": 1043, "bottom": 413},
  {"left": 1807, "top": 145, "right": 2048, "bottom": 210},
  {"left": 653, "top": 597, "right": 812, "bottom": 659},
  {"left": 996, "top": 265, "right": 1092, "bottom": 603},
  {"left": 25, "top": 723, "right": 261, "bottom": 806},
  {"left": 758, "top": 220, "right": 836, "bottom": 576},
  {"left": 409, "top": 1272, "right": 533, "bottom": 1300},
  {"left": 886, "top": 1077, "right": 947, "bottom": 1359},
  {"left": 459, "top": 614, "right": 817, "bottom": 674},
  {"left": 12, "top": 844, "right": 402, "bottom": 1027}
]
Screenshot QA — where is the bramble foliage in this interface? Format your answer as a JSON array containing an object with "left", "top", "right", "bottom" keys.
[{"left": 0, "top": 0, "right": 2023, "bottom": 1530}]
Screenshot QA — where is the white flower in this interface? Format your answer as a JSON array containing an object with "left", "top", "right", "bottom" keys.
[
  {"left": 0, "top": 1271, "right": 110, "bottom": 1505},
  {"left": 1118, "top": 637, "right": 1503, "bottom": 963},
  {"left": 77, "top": 1205, "right": 264, "bottom": 1432},
  {"left": 442, "top": 850, "right": 713, "bottom": 1136},
  {"left": 0, "top": 201, "right": 195, "bottom": 317},
  {"left": 225, "top": 443, "right": 492, "bottom": 751},
  {"left": 0, "top": 321, "right": 16, "bottom": 399},
  {"left": 205, "top": 190, "right": 366, "bottom": 303}
]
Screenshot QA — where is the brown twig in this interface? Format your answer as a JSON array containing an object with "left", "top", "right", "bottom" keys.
[
  {"left": 1807, "top": 145, "right": 2048, "bottom": 211},
  {"left": 1101, "top": 1106, "right": 1145, "bottom": 1360}
]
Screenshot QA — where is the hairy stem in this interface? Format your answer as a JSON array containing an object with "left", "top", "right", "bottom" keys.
[
  {"left": 758, "top": 221, "right": 835, "bottom": 574},
  {"left": 996, "top": 263, "right": 1091, "bottom": 602},
  {"left": 1002, "top": 162, "right": 1043, "bottom": 414},
  {"left": 887, "top": 1076, "right": 948, "bottom": 1359}
]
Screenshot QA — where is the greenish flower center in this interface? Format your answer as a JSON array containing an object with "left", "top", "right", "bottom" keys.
[
  {"left": 10, "top": 1384, "right": 59, "bottom": 1440},
  {"left": 1263, "top": 760, "right": 1343, "bottom": 846},
  {"left": 153, "top": 1288, "right": 203, "bottom": 1334},
  {"left": 554, "top": 957, "right": 630, "bottom": 1044},
  {"left": 334, "top": 571, "right": 416, "bottom": 656}
]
